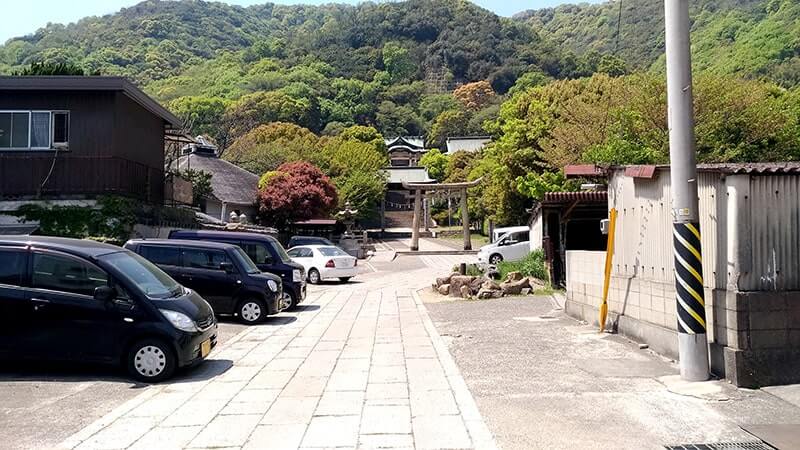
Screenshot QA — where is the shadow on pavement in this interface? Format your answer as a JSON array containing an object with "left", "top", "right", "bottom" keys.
[
  {"left": 0, "top": 360, "right": 133, "bottom": 384},
  {"left": 215, "top": 315, "right": 298, "bottom": 326},
  {"left": 292, "top": 304, "right": 320, "bottom": 312},
  {"left": 167, "top": 358, "right": 234, "bottom": 385},
  {"left": 0, "top": 358, "right": 234, "bottom": 387}
]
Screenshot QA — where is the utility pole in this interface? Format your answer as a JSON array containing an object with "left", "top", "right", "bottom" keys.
[{"left": 665, "top": 0, "right": 709, "bottom": 381}]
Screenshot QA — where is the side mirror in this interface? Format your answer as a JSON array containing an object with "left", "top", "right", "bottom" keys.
[
  {"left": 219, "top": 261, "right": 236, "bottom": 273},
  {"left": 264, "top": 256, "right": 274, "bottom": 265},
  {"left": 94, "top": 286, "right": 117, "bottom": 302}
]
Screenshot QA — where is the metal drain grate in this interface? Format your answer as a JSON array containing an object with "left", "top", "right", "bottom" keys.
[{"left": 665, "top": 442, "right": 776, "bottom": 450}]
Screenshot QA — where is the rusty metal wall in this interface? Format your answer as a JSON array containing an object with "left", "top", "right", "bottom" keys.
[
  {"left": 608, "top": 169, "right": 726, "bottom": 289},
  {"left": 742, "top": 175, "right": 800, "bottom": 291}
]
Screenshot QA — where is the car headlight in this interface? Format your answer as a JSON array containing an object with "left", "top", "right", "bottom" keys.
[
  {"left": 159, "top": 309, "right": 198, "bottom": 332},
  {"left": 267, "top": 280, "right": 278, "bottom": 292},
  {"left": 292, "top": 269, "right": 302, "bottom": 283}
]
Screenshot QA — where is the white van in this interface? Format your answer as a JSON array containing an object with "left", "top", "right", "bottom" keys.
[{"left": 477, "top": 228, "right": 531, "bottom": 267}]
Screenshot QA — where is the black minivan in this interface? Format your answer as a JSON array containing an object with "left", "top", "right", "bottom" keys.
[
  {"left": 125, "top": 239, "right": 285, "bottom": 324},
  {"left": 0, "top": 236, "right": 217, "bottom": 382},
  {"left": 168, "top": 230, "right": 306, "bottom": 309}
]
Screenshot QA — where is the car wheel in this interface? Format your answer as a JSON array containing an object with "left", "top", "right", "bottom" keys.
[
  {"left": 282, "top": 291, "right": 297, "bottom": 311},
  {"left": 127, "top": 338, "right": 176, "bottom": 383},
  {"left": 237, "top": 298, "right": 267, "bottom": 324},
  {"left": 489, "top": 254, "right": 503, "bottom": 265},
  {"left": 339, "top": 277, "right": 352, "bottom": 283},
  {"left": 308, "top": 269, "right": 321, "bottom": 284}
]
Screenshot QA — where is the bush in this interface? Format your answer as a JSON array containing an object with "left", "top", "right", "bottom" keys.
[
  {"left": 497, "top": 250, "right": 548, "bottom": 283},
  {"left": 451, "top": 263, "right": 483, "bottom": 277}
]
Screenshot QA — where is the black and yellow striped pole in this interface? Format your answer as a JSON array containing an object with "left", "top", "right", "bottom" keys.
[{"left": 666, "top": 0, "right": 709, "bottom": 381}]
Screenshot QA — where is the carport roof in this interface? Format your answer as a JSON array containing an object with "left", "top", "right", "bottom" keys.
[{"left": 542, "top": 191, "right": 608, "bottom": 204}]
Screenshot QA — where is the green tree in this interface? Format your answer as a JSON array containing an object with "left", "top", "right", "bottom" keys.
[
  {"left": 180, "top": 169, "right": 213, "bottom": 207},
  {"left": 335, "top": 170, "right": 387, "bottom": 219},
  {"left": 168, "top": 96, "right": 228, "bottom": 139},
  {"left": 338, "top": 125, "right": 387, "bottom": 153},
  {"left": 223, "top": 122, "right": 319, "bottom": 174},
  {"left": 419, "top": 148, "right": 449, "bottom": 181},
  {"left": 515, "top": 171, "right": 580, "bottom": 201},
  {"left": 382, "top": 41, "right": 415, "bottom": 82},
  {"left": 14, "top": 61, "right": 88, "bottom": 75},
  {"left": 428, "top": 109, "right": 469, "bottom": 146}
]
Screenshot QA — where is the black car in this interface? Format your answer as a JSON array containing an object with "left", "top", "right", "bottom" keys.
[
  {"left": 124, "top": 239, "right": 284, "bottom": 324},
  {"left": 287, "top": 235, "right": 335, "bottom": 248},
  {"left": 0, "top": 236, "right": 217, "bottom": 382},
  {"left": 168, "top": 230, "right": 306, "bottom": 310}
]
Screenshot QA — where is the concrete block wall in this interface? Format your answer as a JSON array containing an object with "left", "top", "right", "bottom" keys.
[{"left": 712, "top": 290, "right": 800, "bottom": 387}]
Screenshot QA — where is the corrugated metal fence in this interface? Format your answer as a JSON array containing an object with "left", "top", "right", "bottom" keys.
[{"left": 609, "top": 168, "right": 800, "bottom": 292}]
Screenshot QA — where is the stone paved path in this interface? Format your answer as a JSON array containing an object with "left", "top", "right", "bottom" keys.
[{"left": 60, "top": 255, "right": 494, "bottom": 450}]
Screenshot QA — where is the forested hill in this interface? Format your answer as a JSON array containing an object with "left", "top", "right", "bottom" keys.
[
  {"left": 0, "top": 0, "right": 573, "bottom": 90},
  {"left": 516, "top": 0, "right": 800, "bottom": 87}
]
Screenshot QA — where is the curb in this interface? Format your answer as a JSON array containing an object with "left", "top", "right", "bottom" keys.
[{"left": 412, "top": 288, "right": 498, "bottom": 450}]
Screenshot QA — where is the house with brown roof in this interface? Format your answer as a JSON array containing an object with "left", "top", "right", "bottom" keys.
[{"left": 0, "top": 76, "right": 181, "bottom": 204}]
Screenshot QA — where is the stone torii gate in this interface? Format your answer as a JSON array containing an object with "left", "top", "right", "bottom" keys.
[{"left": 402, "top": 179, "right": 482, "bottom": 251}]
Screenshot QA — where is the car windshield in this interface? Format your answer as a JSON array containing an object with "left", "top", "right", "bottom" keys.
[
  {"left": 267, "top": 238, "right": 292, "bottom": 263},
  {"left": 231, "top": 247, "right": 260, "bottom": 274},
  {"left": 99, "top": 251, "right": 183, "bottom": 299},
  {"left": 318, "top": 246, "right": 348, "bottom": 257}
]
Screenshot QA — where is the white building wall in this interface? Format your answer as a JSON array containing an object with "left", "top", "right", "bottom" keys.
[{"left": 530, "top": 211, "right": 543, "bottom": 252}]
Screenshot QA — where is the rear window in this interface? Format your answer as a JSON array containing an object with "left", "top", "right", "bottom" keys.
[
  {"left": 139, "top": 245, "right": 180, "bottom": 266},
  {"left": 182, "top": 248, "right": 233, "bottom": 270},
  {"left": 318, "top": 247, "right": 348, "bottom": 257},
  {"left": 0, "top": 248, "right": 26, "bottom": 286}
]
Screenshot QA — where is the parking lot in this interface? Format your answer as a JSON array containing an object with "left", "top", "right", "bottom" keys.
[
  {"left": 0, "top": 240, "right": 487, "bottom": 450},
  {"left": 0, "top": 318, "right": 250, "bottom": 450}
]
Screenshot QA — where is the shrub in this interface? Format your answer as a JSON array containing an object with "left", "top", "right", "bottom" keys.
[
  {"left": 450, "top": 263, "right": 483, "bottom": 277},
  {"left": 497, "top": 250, "right": 548, "bottom": 283}
]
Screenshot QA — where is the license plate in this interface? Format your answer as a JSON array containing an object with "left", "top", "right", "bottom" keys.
[{"left": 200, "top": 339, "right": 211, "bottom": 358}]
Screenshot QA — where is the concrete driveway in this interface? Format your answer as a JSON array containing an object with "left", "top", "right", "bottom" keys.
[{"left": 425, "top": 294, "right": 800, "bottom": 449}]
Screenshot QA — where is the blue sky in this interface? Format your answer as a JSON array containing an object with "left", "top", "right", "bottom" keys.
[{"left": 2, "top": 0, "right": 603, "bottom": 43}]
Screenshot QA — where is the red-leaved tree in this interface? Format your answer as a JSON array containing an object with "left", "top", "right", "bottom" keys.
[{"left": 257, "top": 161, "right": 338, "bottom": 228}]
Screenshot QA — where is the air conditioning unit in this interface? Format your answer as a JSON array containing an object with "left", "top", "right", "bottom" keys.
[{"left": 600, "top": 219, "right": 610, "bottom": 235}]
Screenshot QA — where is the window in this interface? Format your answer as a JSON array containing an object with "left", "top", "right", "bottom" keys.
[
  {"left": 239, "top": 242, "right": 272, "bottom": 265},
  {"left": 0, "top": 248, "right": 26, "bottom": 286},
  {"left": 318, "top": 247, "right": 348, "bottom": 257},
  {"left": 511, "top": 231, "right": 530, "bottom": 243},
  {"left": 32, "top": 253, "right": 108, "bottom": 297},
  {"left": 231, "top": 247, "right": 259, "bottom": 274},
  {"left": 265, "top": 238, "right": 292, "bottom": 263},
  {"left": 139, "top": 246, "right": 180, "bottom": 266},
  {"left": 182, "top": 248, "right": 232, "bottom": 270},
  {"left": 391, "top": 159, "right": 410, "bottom": 167},
  {"left": 99, "top": 251, "right": 182, "bottom": 299},
  {"left": 289, "top": 248, "right": 313, "bottom": 258},
  {"left": 0, "top": 111, "right": 69, "bottom": 150}
]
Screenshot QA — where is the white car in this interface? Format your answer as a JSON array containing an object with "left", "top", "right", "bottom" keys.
[
  {"left": 477, "top": 229, "right": 531, "bottom": 267},
  {"left": 287, "top": 245, "right": 358, "bottom": 284}
]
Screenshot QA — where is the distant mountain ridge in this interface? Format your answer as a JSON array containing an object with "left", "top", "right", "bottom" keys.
[{"left": 515, "top": 0, "right": 799, "bottom": 87}]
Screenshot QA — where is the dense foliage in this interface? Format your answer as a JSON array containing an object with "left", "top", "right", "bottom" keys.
[
  {"left": 497, "top": 250, "right": 549, "bottom": 283},
  {"left": 227, "top": 123, "right": 387, "bottom": 219},
  {"left": 518, "top": 0, "right": 800, "bottom": 87},
  {"left": 257, "top": 161, "right": 338, "bottom": 227},
  {"left": 0, "top": 0, "right": 623, "bottom": 140},
  {"left": 3, "top": 0, "right": 799, "bottom": 230}
]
